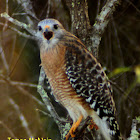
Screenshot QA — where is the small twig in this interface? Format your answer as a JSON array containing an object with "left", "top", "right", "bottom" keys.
[
  {"left": 46, "top": 0, "right": 51, "bottom": 18},
  {"left": 109, "top": 80, "right": 140, "bottom": 112},
  {"left": 96, "top": 0, "right": 101, "bottom": 18},
  {"left": 36, "top": 108, "right": 52, "bottom": 118},
  {"left": 3, "top": 0, "right": 9, "bottom": 31},
  {"left": 9, "top": 34, "right": 16, "bottom": 67},
  {"left": 0, "top": 74, "right": 44, "bottom": 106},
  {"left": 0, "top": 79, "right": 37, "bottom": 88},
  {"left": 12, "top": 13, "right": 28, "bottom": 16},
  {"left": 10, "top": 26, "right": 35, "bottom": 40},
  {"left": 112, "top": 17, "right": 124, "bottom": 66},
  {"left": 124, "top": 80, "right": 137, "bottom": 99},
  {"left": 17, "top": 86, "right": 44, "bottom": 106},
  {"left": 0, "top": 42, "right": 9, "bottom": 74},
  {"left": 126, "top": 0, "right": 140, "bottom": 14},
  {"left": 9, "top": 97, "right": 34, "bottom": 138},
  {"left": 108, "top": 23, "right": 112, "bottom": 69},
  {"left": 8, "top": 39, "right": 27, "bottom": 77},
  {"left": 39, "top": 2, "right": 48, "bottom": 18},
  {"left": 16, "top": 0, "right": 39, "bottom": 24},
  {"left": 1, "top": 12, "right": 36, "bottom": 36},
  {"left": 0, "top": 121, "right": 17, "bottom": 138},
  {"left": 0, "top": 22, "right": 35, "bottom": 40},
  {"left": 1, "top": 12, "right": 29, "bottom": 28},
  {"left": 9, "top": 26, "right": 35, "bottom": 40}
]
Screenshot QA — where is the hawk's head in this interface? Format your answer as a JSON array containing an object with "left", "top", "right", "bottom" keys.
[{"left": 37, "top": 19, "right": 66, "bottom": 49}]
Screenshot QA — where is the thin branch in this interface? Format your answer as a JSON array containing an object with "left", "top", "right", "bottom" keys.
[
  {"left": 8, "top": 39, "right": 27, "bottom": 77},
  {"left": 36, "top": 109, "right": 52, "bottom": 118},
  {"left": 0, "top": 22, "right": 35, "bottom": 40},
  {"left": 9, "top": 97, "right": 34, "bottom": 138},
  {"left": 39, "top": 2, "right": 48, "bottom": 18},
  {"left": 6, "top": 0, "right": 9, "bottom": 16},
  {"left": 126, "top": 0, "right": 140, "bottom": 14},
  {"left": 1, "top": 12, "right": 36, "bottom": 36},
  {"left": 0, "top": 79, "right": 37, "bottom": 88},
  {"left": 12, "top": 13, "right": 28, "bottom": 16},
  {"left": 109, "top": 80, "right": 140, "bottom": 112},
  {"left": 0, "top": 42, "right": 9, "bottom": 73},
  {"left": 0, "top": 74, "right": 44, "bottom": 106},
  {"left": 112, "top": 17, "right": 124, "bottom": 66},
  {"left": 3, "top": 0, "right": 9, "bottom": 31},
  {"left": 1, "top": 12, "right": 28, "bottom": 28},
  {"left": 96, "top": 0, "right": 101, "bottom": 18},
  {"left": 0, "top": 121, "right": 17, "bottom": 138},
  {"left": 9, "top": 34, "right": 16, "bottom": 67},
  {"left": 16, "top": 0, "right": 39, "bottom": 24},
  {"left": 9, "top": 26, "right": 35, "bottom": 40},
  {"left": 91, "top": 0, "right": 120, "bottom": 58},
  {"left": 46, "top": 0, "right": 51, "bottom": 18}
]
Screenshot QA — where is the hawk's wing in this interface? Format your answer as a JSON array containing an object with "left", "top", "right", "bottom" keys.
[{"left": 64, "top": 39, "right": 116, "bottom": 119}]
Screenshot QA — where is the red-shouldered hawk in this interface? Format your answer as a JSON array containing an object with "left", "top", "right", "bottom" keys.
[{"left": 37, "top": 19, "right": 122, "bottom": 140}]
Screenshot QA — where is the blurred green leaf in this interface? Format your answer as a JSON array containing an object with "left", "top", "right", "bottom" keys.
[
  {"left": 135, "top": 65, "right": 140, "bottom": 84},
  {"left": 136, "top": 116, "right": 140, "bottom": 123},
  {"left": 108, "top": 67, "right": 132, "bottom": 78}
]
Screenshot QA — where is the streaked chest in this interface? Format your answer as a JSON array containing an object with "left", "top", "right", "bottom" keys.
[
  {"left": 40, "top": 45, "right": 66, "bottom": 76},
  {"left": 40, "top": 45, "right": 73, "bottom": 97}
]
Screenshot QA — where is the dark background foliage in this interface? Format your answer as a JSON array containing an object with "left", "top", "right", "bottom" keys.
[{"left": 0, "top": 0, "right": 140, "bottom": 140}]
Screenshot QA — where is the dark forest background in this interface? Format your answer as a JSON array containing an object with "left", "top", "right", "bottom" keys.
[{"left": 0, "top": 0, "right": 140, "bottom": 140}]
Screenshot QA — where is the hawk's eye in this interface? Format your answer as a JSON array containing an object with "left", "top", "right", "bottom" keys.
[
  {"left": 53, "top": 24, "right": 58, "bottom": 30},
  {"left": 38, "top": 26, "right": 42, "bottom": 31}
]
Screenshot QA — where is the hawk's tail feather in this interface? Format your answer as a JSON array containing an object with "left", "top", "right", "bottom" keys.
[{"left": 91, "top": 112, "right": 122, "bottom": 140}]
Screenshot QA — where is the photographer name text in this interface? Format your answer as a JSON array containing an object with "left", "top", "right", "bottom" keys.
[{"left": 8, "top": 137, "right": 51, "bottom": 140}]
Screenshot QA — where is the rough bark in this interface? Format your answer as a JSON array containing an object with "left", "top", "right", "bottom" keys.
[{"left": 64, "top": 0, "right": 120, "bottom": 58}]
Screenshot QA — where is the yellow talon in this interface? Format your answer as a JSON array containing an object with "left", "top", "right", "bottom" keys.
[{"left": 65, "top": 115, "right": 83, "bottom": 140}]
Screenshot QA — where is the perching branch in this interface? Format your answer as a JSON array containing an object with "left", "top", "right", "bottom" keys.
[{"left": 91, "top": 0, "right": 120, "bottom": 57}]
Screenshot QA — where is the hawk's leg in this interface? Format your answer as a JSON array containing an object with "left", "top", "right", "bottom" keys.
[{"left": 65, "top": 115, "right": 83, "bottom": 140}]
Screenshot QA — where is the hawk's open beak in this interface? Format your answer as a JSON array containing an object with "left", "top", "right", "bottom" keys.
[{"left": 43, "top": 27, "right": 53, "bottom": 40}]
